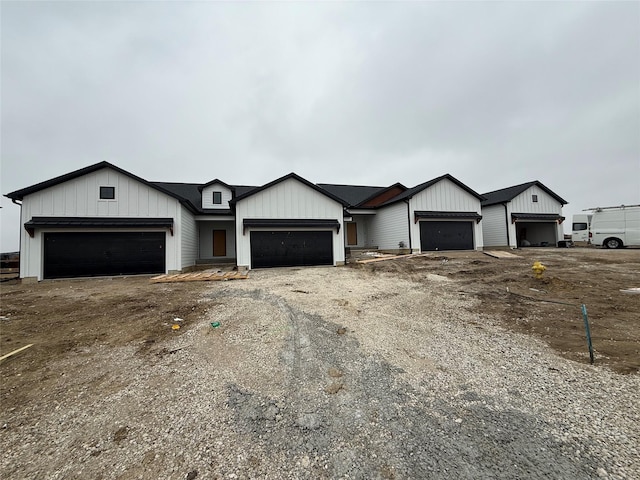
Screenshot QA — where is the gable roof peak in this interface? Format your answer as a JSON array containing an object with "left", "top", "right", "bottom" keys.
[
  {"left": 198, "top": 178, "right": 233, "bottom": 192},
  {"left": 481, "top": 180, "right": 567, "bottom": 206},
  {"left": 482, "top": 180, "right": 538, "bottom": 196},
  {"left": 379, "top": 173, "right": 484, "bottom": 207},
  {"left": 5, "top": 160, "right": 201, "bottom": 213},
  {"left": 5, "top": 161, "right": 126, "bottom": 201},
  {"left": 231, "top": 172, "right": 349, "bottom": 206}
]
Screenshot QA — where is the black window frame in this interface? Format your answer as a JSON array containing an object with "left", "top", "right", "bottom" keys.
[
  {"left": 213, "top": 191, "right": 222, "bottom": 205},
  {"left": 100, "top": 186, "right": 116, "bottom": 200},
  {"left": 532, "top": 194, "right": 538, "bottom": 203}
]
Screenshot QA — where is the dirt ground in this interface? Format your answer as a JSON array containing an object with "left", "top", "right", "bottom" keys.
[
  {"left": 1, "top": 278, "right": 210, "bottom": 407},
  {"left": 355, "top": 247, "right": 640, "bottom": 375},
  {"left": 0, "top": 247, "right": 639, "bottom": 479},
  {"left": 2, "top": 248, "right": 637, "bottom": 378}
]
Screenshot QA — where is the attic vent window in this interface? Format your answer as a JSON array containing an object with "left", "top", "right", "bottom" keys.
[
  {"left": 213, "top": 191, "right": 222, "bottom": 204},
  {"left": 532, "top": 194, "right": 538, "bottom": 203},
  {"left": 100, "top": 186, "right": 115, "bottom": 199}
]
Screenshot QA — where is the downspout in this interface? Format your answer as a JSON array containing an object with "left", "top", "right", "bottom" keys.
[
  {"left": 229, "top": 195, "right": 239, "bottom": 269},
  {"left": 503, "top": 202, "right": 511, "bottom": 248},
  {"left": 405, "top": 199, "right": 412, "bottom": 251},
  {"left": 343, "top": 208, "right": 349, "bottom": 259},
  {"left": 197, "top": 220, "right": 201, "bottom": 264},
  {"left": 12, "top": 198, "right": 22, "bottom": 279}
]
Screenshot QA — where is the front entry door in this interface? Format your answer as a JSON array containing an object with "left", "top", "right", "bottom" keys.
[
  {"left": 346, "top": 222, "right": 358, "bottom": 246},
  {"left": 213, "top": 230, "right": 227, "bottom": 256}
]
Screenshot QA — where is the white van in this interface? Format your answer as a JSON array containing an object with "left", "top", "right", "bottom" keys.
[
  {"left": 589, "top": 205, "right": 640, "bottom": 249},
  {"left": 571, "top": 213, "right": 592, "bottom": 243}
]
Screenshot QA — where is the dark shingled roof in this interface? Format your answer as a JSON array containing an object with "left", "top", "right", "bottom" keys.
[
  {"left": 233, "top": 185, "right": 259, "bottom": 197},
  {"left": 3, "top": 160, "right": 259, "bottom": 216},
  {"left": 482, "top": 181, "right": 568, "bottom": 207},
  {"left": 152, "top": 182, "right": 202, "bottom": 210},
  {"left": 316, "top": 184, "right": 387, "bottom": 208},
  {"left": 153, "top": 182, "right": 258, "bottom": 214}
]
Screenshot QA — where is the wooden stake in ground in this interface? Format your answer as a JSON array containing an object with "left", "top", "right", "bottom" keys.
[{"left": 0, "top": 344, "right": 34, "bottom": 362}]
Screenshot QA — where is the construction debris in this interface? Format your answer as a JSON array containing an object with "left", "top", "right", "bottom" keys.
[
  {"left": 483, "top": 250, "right": 521, "bottom": 259},
  {"left": 150, "top": 271, "right": 248, "bottom": 283},
  {"left": 356, "top": 253, "right": 415, "bottom": 264},
  {"left": 620, "top": 288, "right": 640, "bottom": 294},
  {"left": 0, "top": 344, "right": 34, "bottom": 362}
]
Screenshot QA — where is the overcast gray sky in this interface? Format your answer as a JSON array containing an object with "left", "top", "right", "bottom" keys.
[{"left": 2, "top": 1, "right": 639, "bottom": 252}]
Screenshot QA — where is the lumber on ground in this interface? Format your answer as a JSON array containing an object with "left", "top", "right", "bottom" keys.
[
  {"left": 150, "top": 271, "right": 248, "bottom": 283},
  {"left": 0, "top": 344, "right": 34, "bottom": 362},
  {"left": 356, "top": 253, "right": 417, "bottom": 264},
  {"left": 483, "top": 250, "right": 520, "bottom": 259}
]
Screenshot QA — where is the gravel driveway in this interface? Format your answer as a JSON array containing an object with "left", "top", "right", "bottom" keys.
[{"left": 1, "top": 266, "right": 638, "bottom": 479}]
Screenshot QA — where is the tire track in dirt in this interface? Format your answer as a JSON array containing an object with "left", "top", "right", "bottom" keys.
[{"left": 212, "top": 288, "right": 603, "bottom": 479}]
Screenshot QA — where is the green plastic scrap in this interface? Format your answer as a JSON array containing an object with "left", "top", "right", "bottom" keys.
[{"left": 210, "top": 321, "right": 221, "bottom": 328}]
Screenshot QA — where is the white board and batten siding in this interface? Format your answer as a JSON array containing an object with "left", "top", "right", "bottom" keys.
[
  {"left": 234, "top": 177, "right": 345, "bottom": 269},
  {"left": 481, "top": 204, "right": 509, "bottom": 247},
  {"left": 19, "top": 167, "right": 183, "bottom": 279},
  {"left": 408, "top": 178, "right": 484, "bottom": 250},
  {"left": 510, "top": 185, "right": 563, "bottom": 215},
  {"left": 201, "top": 183, "right": 233, "bottom": 210},
  {"left": 482, "top": 185, "right": 565, "bottom": 248},
  {"left": 22, "top": 167, "right": 180, "bottom": 218},
  {"left": 510, "top": 185, "right": 564, "bottom": 247},
  {"left": 368, "top": 202, "right": 410, "bottom": 251},
  {"left": 179, "top": 206, "right": 198, "bottom": 270}
]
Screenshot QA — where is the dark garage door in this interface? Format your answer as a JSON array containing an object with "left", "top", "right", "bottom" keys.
[
  {"left": 420, "top": 221, "right": 474, "bottom": 251},
  {"left": 44, "top": 232, "right": 166, "bottom": 279},
  {"left": 250, "top": 231, "right": 333, "bottom": 268}
]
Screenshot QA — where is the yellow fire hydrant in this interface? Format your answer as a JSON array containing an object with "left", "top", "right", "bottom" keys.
[{"left": 532, "top": 261, "right": 546, "bottom": 279}]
